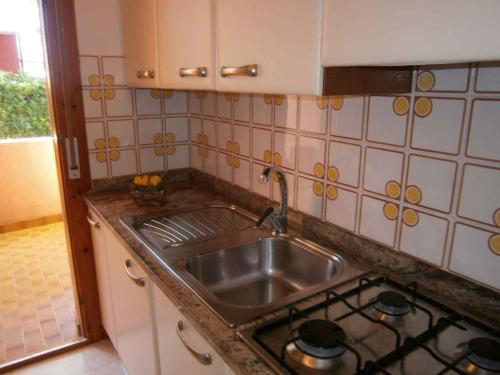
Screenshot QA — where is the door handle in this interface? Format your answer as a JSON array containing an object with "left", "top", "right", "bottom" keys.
[
  {"left": 136, "top": 70, "right": 155, "bottom": 79},
  {"left": 86, "top": 213, "right": 100, "bottom": 229},
  {"left": 176, "top": 320, "right": 212, "bottom": 365},
  {"left": 220, "top": 64, "right": 258, "bottom": 78},
  {"left": 179, "top": 66, "right": 208, "bottom": 78},
  {"left": 124, "top": 259, "right": 145, "bottom": 287}
]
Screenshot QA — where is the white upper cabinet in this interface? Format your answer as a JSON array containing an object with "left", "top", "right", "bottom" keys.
[
  {"left": 157, "top": 0, "right": 216, "bottom": 90},
  {"left": 216, "top": 0, "right": 323, "bottom": 95},
  {"left": 322, "top": 0, "right": 500, "bottom": 66},
  {"left": 122, "top": 0, "right": 160, "bottom": 88}
]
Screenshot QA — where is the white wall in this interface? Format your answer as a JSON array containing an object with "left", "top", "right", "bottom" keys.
[{"left": 0, "top": 138, "right": 62, "bottom": 225}]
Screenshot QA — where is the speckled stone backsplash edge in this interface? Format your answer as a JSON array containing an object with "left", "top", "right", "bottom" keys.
[{"left": 91, "top": 168, "right": 499, "bottom": 326}]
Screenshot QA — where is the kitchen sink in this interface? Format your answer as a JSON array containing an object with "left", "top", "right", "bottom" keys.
[
  {"left": 185, "top": 237, "right": 339, "bottom": 307},
  {"left": 121, "top": 202, "right": 369, "bottom": 326}
]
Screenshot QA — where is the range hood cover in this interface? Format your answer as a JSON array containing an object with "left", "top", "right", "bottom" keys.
[{"left": 322, "top": 66, "right": 413, "bottom": 96}]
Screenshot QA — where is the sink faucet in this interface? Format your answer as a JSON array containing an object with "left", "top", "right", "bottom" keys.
[{"left": 256, "top": 166, "right": 288, "bottom": 234}]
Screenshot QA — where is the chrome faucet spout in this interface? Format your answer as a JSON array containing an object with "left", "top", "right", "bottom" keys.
[{"left": 259, "top": 167, "right": 288, "bottom": 233}]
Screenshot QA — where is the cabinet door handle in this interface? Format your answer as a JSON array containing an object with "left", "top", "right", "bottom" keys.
[
  {"left": 86, "top": 213, "right": 100, "bottom": 229},
  {"left": 136, "top": 70, "right": 155, "bottom": 79},
  {"left": 220, "top": 64, "right": 258, "bottom": 78},
  {"left": 124, "top": 259, "right": 145, "bottom": 287},
  {"left": 179, "top": 66, "right": 208, "bottom": 78},
  {"left": 176, "top": 320, "right": 212, "bottom": 365}
]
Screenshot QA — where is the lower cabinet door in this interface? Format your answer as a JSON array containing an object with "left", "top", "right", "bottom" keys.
[
  {"left": 153, "top": 284, "right": 229, "bottom": 375},
  {"left": 104, "top": 229, "right": 159, "bottom": 375}
]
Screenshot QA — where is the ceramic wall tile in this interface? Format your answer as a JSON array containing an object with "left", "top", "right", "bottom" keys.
[
  {"left": 449, "top": 223, "right": 500, "bottom": 289},
  {"left": 325, "top": 185, "right": 357, "bottom": 232},
  {"left": 299, "top": 96, "right": 328, "bottom": 134},
  {"left": 275, "top": 95, "right": 298, "bottom": 130},
  {"left": 104, "top": 89, "right": 133, "bottom": 117},
  {"left": 101, "top": 57, "right": 126, "bottom": 86},
  {"left": 273, "top": 132, "right": 297, "bottom": 170},
  {"left": 328, "top": 141, "right": 361, "bottom": 188},
  {"left": 367, "top": 96, "right": 409, "bottom": 146},
  {"left": 110, "top": 149, "right": 137, "bottom": 177},
  {"left": 416, "top": 64, "right": 470, "bottom": 92},
  {"left": 88, "top": 152, "right": 108, "bottom": 179},
  {"left": 203, "top": 119, "right": 216, "bottom": 147},
  {"left": 252, "top": 94, "right": 272, "bottom": 126},
  {"left": 458, "top": 164, "right": 500, "bottom": 227},
  {"left": 188, "top": 91, "right": 201, "bottom": 115},
  {"left": 80, "top": 56, "right": 100, "bottom": 87},
  {"left": 272, "top": 170, "right": 295, "bottom": 209},
  {"left": 411, "top": 98, "right": 465, "bottom": 155},
  {"left": 217, "top": 121, "right": 232, "bottom": 151},
  {"left": 167, "top": 144, "right": 189, "bottom": 170},
  {"left": 190, "top": 145, "right": 203, "bottom": 170},
  {"left": 330, "top": 96, "right": 364, "bottom": 140},
  {"left": 139, "top": 147, "right": 164, "bottom": 173},
  {"left": 202, "top": 91, "right": 217, "bottom": 117},
  {"left": 135, "top": 89, "right": 161, "bottom": 116},
  {"left": 234, "top": 158, "right": 250, "bottom": 190},
  {"left": 252, "top": 163, "right": 271, "bottom": 198},
  {"left": 164, "top": 90, "right": 187, "bottom": 114},
  {"left": 107, "top": 120, "right": 135, "bottom": 147},
  {"left": 405, "top": 155, "right": 457, "bottom": 213},
  {"left": 298, "top": 136, "right": 326, "bottom": 177},
  {"left": 189, "top": 117, "right": 202, "bottom": 144},
  {"left": 217, "top": 93, "right": 232, "bottom": 120},
  {"left": 82, "top": 89, "right": 103, "bottom": 119},
  {"left": 399, "top": 209, "right": 448, "bottom": 266},
  {"left": 359, "top": 195, "right": 398, "bottom": 247},
  {"left": 217, "top": 152, "right": 233, "bottom": 183},
  {"left": 204, "top": 148, "right": 217, "bottom": 176},
  {"left": 138, "top": 118, "right": 162, "bottom": 145},
  {"left": 475, "top": 63, "right": 500, "bottom": 93},
  {"left": 233, "top": 93, "right": 251, "bottom": 123},
  {"left": 363, "top": 147, "right": 404, "bottom": 198},
  {"left": 252, "top": 128, "right": 272, "bottom": 163},
  {"left": 85, "top": 121, "right": 105, "bottom": 151},
  {"left": 466, "top": 99, "right": 500, "bottom": 161},
  {"left": 296, "top": 177, "right": 323, "bottom": 218},
  {"left": 233, "top": 124, "right": 250, "bottom": 158},
  {"left": 165, "top": 117, "right": 189, "bottom": 143}
]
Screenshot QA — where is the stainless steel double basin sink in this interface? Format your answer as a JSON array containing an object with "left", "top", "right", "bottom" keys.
[{"left": 121, "top": 203, "right": 367, "bottom": 326}]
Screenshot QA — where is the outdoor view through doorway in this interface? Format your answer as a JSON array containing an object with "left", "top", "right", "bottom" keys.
[{"left": 0, "top": 0, "right": 81, "bottom": 366}]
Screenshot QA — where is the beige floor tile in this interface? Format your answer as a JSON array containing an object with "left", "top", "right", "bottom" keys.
[{"left": 11, "top": 349, "right": 88, "bottom": 375}]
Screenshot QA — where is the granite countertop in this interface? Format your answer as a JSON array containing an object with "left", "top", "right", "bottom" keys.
[{"left": 85, "top": 180, "right": 500, "bottom": 375}]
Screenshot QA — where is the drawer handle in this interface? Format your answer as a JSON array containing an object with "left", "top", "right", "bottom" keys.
[
  {"left": 220, "top": 64, "right": 258, "bottom": 78},
  {"left": 136, "top": 70, "right": 155, "bottom": 79},
  {"left": 179, "top": 66, "right": 208, "bottom": 78},
  {"left": 124, "top": 259, "right": 145, "bottom": 287},
  {"left": 86, "top": 213, "right": 100, "bottom": 229},
  {"left": 176, "top": 320, "right": 212, "bottom": 365}
]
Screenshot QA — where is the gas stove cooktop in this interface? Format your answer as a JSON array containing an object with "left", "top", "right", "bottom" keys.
[{"left": 239, "top": 277, "right": 500, "bottom": 375}]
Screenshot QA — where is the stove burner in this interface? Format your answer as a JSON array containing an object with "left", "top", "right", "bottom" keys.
[
  {"left": 466, "top": 337, "right": 500, "bottom": 372},
  {"left": 375, "top": 291, "right": 411, "bottom": 316},
  {"left": 287, "top": 319, "right": 347, "bottom": 370}
]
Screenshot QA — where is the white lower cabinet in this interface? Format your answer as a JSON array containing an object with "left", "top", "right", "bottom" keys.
[
  {"left": 103, "top": 228, "right": 159, "bottom": 375},
  {"left": 89, "top": 212, "right": 236, "bottom": 375},
  {"left": 153, "top": 284, "right": 235, "bottom": 375}
]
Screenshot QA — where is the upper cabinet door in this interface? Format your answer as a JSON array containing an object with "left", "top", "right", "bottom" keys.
[
  {"left": 157, "top": 0, "right": 216, "bottom": 90},
  {"left": 216, "top": 0, "right": 323, "bottom": 95},
  {"left": 122, "top": 0, "right": 160, "bottom": 88},
  {"left": 322, "top": 0, "right": 500, "bottom": 66}
]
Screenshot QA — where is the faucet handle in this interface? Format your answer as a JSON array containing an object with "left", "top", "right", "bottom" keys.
[{"left": 254, "top": 207, "right": 274, "bottom": 228}]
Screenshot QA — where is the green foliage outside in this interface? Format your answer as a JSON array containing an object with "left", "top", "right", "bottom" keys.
[{"left": 0, "top": 71, "right": 51, "bottom": 139}]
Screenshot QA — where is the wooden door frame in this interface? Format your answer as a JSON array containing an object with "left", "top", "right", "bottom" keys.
[
  {"left": 41, "top": 0, "right": 103, "bottom": 343},
  {"left": 0, "top": 0, "right": 102, "bottom": 371}
]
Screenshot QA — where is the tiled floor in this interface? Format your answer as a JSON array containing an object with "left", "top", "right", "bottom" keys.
[
  {"left": 4, "top": 339, "right": 126, "bottom": 375},
  {"left": 0, "top": 222, "right": 80, "bottom": 365}
]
